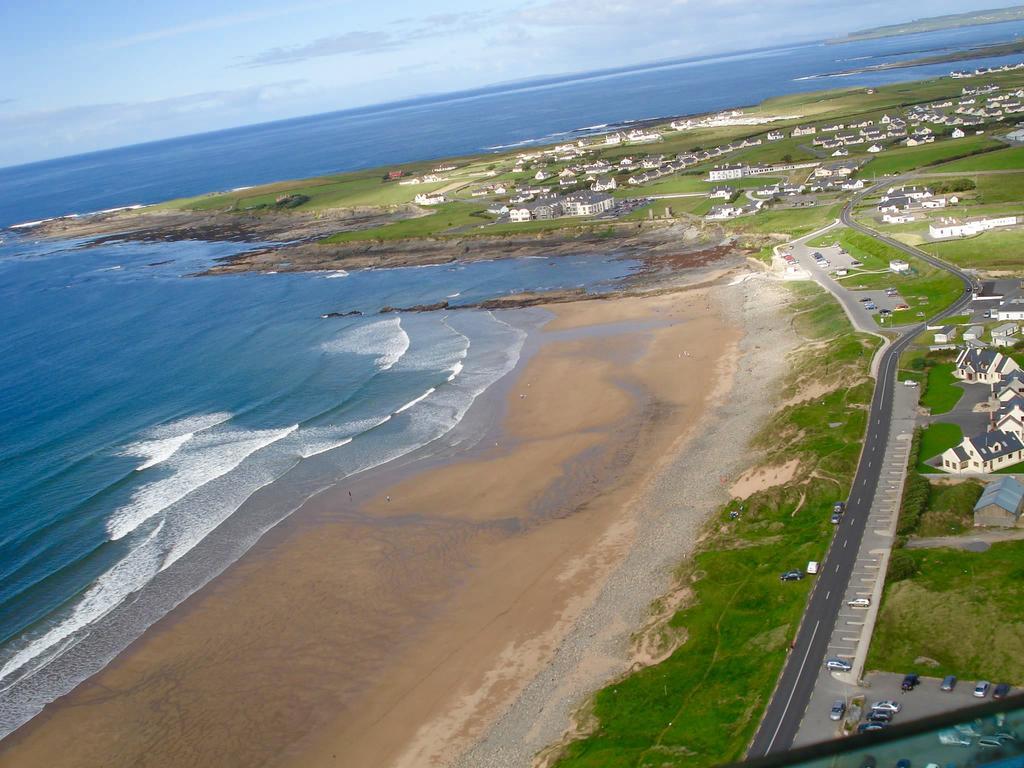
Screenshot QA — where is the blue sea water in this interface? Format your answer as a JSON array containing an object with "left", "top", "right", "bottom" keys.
[{"left": 2, "top": 19, "right": 1024, "bottom": 737}]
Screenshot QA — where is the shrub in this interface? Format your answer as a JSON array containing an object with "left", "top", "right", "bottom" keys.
[{"left": 887, "top": 550, "right": 919, "bottom": 582}]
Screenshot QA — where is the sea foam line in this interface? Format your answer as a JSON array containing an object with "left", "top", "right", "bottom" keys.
[
  {"left": 395, "top": 388, "right": 435, "bottom": 414},
  {"left": 106, "top": 424, "right": 298, "bottom": 541},
  {"left": 321, "top": 317, "right": 410, "bottom": 371}
]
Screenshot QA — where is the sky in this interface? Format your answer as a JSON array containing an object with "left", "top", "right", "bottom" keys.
[{"left": 0, "top": 0, "right": 1012, "bottom": 167}]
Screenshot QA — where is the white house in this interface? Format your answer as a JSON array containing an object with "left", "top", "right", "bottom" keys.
[
  {"left": 929, "top": 216, "right": 1018, "bottom": 239},
  {"left": 413, "top": 193, "right": 446, "bottom": 206},
  {"left": 889, "top": 259, "right": 911, "bottom": 273},
  {"left": 952, "top": 127, "right": 966, "bottom": 138},
  {"left": 934, "top": 326, "right": 958, "bottom": 344},
  {"left": 941, "top": 430, "right": 1024, "bottom": 474},
  {"left": 534, "top": 170, "right": 551, "bottom": 181},
  {"left": 954, "top": 348, "right": 1022, "bottom": 384},
  {"left": 867, "top": 144, "right": 884, "bottom": 153},
  {"left": 883, "top": 213, "right": 915, "bottom": 224},
  {"left": 964, "top": 325, "right": 984, "bottom": 341},
  {"left": 708, "top": 164, "right": 747, "bottom": 182},
  {"left": 706, "top": 204, "right": 746, "bottom": 220},
  {"left": 993, "top": 322, "right": 1020, "bottom": 340},
  {"left": 710, "top": 186, "right": 735, "bottom": 200},
  {"left": 562, "top": 191, "right": 614, "bottom": 217},
  {"left": 508, "top": 206, "right": 533, "bottom": 223},
  {"left": 997, "top": 299, "right": 1024, "bottom": 321},
  {"left": 591, "top": 175, "right": 616, "bottom": 192}
]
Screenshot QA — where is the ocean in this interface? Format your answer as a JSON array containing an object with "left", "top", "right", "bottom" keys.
[{"left": 1, "top": 19, "right": 1023, "bottom": 737}]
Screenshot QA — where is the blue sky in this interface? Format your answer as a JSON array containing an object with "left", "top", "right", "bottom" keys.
[{"left": 0, "top": 0, "right": 1010, "bottom": 166}]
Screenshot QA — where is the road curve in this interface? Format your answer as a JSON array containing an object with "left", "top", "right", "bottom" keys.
[{"left": 747, "top": 183, "right": 974, "bottom": 757}]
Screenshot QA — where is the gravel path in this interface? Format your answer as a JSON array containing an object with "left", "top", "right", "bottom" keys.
[{"left": 455, "top": 276, "right": 801, "bottom": 768}]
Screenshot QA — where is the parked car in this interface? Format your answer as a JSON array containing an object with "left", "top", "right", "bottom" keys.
[
  {"left": 871, "top": 700, "right": 901, "bottom": 713},
  {"left": 977, "top": 736, "right": 1003, "bottom": 749},
  {"left": 833, "top": 501, "right": 846, "bottom": 513},
  {"left": 826, "top": 658, "right": 853, "bottom": 672},
  {"left": 860, "top": 756, "right": 877, "bottom": 768},
  {"left": 896, "top": 303, "right": 910, "bottom": 310},
  {"left": 865, "top": 303, "right": 878, "bottom": 311},
  {"left": 879, "top": 309, "right": 893, "bottom": 317},
  {"left": 807, "top": 561, "right": 820, "bottom": 575},
  {"left": 940, "top": 675, "right": 957, "bottom": 691},
  {"left": 994, "top": 730, "right": 1019, "bottom": 743},
  {"left": 896, "top": 759, "right": 911, "bottom": 768},
  {"left": 858, "top": 723, "right": 885, "bottom": 733},
  {"left": 903, "top": 380, "right": 919, "bottom": 387},
  {"left": 868, "top": 710, "right": 893, "bottom": 724},
  {"left": 859, "top": 297, "right": 873, "bottom": 303},
  {"left": 831, "top": 511, "right": 842, "bottom": 524},
  {"left": 974, "top": 680, "right": 991, "bottom": 698},
  {"left": 830, "top": 699, "right": 847, "bottom": 721},
  {"left": 780, "top": 570, "right": 804, "bottom": 581},
  {"left": 993, "top": 683, "right": 1012, "bottom": 699},
  {"left": 902, "top": 673, "right": 920, "bottom": 691},
  {"left": 848, "top": 597, "right": 871, "bottom": 608}
]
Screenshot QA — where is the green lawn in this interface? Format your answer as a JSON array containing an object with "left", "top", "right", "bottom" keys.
[
  {"left": 867, "top": 541, "right": 1024, "bottom": 684},
  {"left": 724, "top": 204, "right": 841, "bottom": 238},
  {"left": 916, "top": 422, "right": 963, "bottom": 473},
  {"left": 862, "top": 137, "right": 1002, "bottom": 177},
  {"left": 934, "top": 145, "right": 1024, "bottom": 173},
  {"left": 552, "top": 283, "right": 880, "bottom": 768},
  {"left": 924, "top": 227, "right": 1024, "bottom": 272},
  {"left": 920, "top": 363, "right": 964, "bottom": 415},
  {"left": 320, "top": 203, "right": 492, "bottom": 242}
]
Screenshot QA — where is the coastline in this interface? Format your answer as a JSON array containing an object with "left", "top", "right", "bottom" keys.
[{"left": 0, "top": 266, "right": 761, "bottom": 768}]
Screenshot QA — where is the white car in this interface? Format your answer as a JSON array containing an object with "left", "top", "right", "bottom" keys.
[
  {"left": 902, "top": 380, "right": 919, "bottom": 387},
  {"left": 848, "top": 597, "right": 871, "bottom": 608},
  {"left": 871, "top": 700, "right": 902, "bottom": 713}
]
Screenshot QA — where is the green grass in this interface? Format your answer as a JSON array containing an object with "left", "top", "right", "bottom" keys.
[
  {"left": 867, "top": 540, "right": 1024, "bottom": 684},
  {"left": 552, "top": 283, "right": 879, "bottom": 768},
  {"left": 995, "top": 460, "right": 1024, "bottom": 474},
  {"left": 934, "top": 145, "right": 1024, "bottom": 173},
  {"left": 724, "top": 204, "right": 841, "bottom": 238},
  {"left": 916, "top": 422, "right": 963, "bottom": 473},
  {"left": 920, "top": 363, "right": 964, "bottom": 415},
  {"left": 916, "top": 481, "right": 984, "bottom": 537},
  {"left": 923, "top": 226, "right": 1024, "bottom": 271},
  {"left": 320, "top": 203, "right": 491, "bottom": 242},
  {"left": 862, "top": 136, "right": 1002, "bottom": 177}
]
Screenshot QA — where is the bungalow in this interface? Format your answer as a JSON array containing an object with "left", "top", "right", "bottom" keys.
[
  {"left": 708, "top": 164, "right": 748, "bottom": 181},
  {"left": 534, "top": 170, "right": 551, "bottom": 181},
  {"left": 973, "top": 477, "right": 1024, "bottom": 527},
  {"left": 591, "top": 175, "right": 617, "bottom": 192},
  {"left": 934, "top": 326, "right": 958, "bottom": 344},
  {"left": 992, "top": 323, "right": 1021, "bottom": 347},
  {"left": 706, "top": 204, "right": 746, "bottom": 220},
  {"left": 882, "top": 213, "right": 915, "bottom": 224},
  {"left": 941, "top": 430, "right": 1024, "bottom": 474},
  {"left": 710, "top": 186, "right": 735, "bottom": 200},
  {"left": 952, "top": 127, "right": 967, "bottom": 138},
  {"left": 954, "top": 348, "right": 1022, "bottom": 384},
  {"left": 413, "top": 193, "right": 446, "bottom": 206},
  {"left": 889, "top": 259, "right": 911, "bottom": 273},
  {"left": 867, "top": 144, "right": 884, "bottom": 153},
  {"left": 767, "top": 130, "right": 784, "bottom": 141},
  {"left": 791, "top": 125, "right": 817, "bottom": 137},
  {"left": 996, "top": 298, "right": 1024, "bottom": 321},
  {"left": 964, "top": 325, "right": 985, "bottom": 341},
  {"left": 929, "top": 216, "right": 1018, "bottom": 239}
]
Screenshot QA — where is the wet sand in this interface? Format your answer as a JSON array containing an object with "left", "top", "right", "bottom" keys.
[{"left": 0, "top": 284, "right": 745, "bottom": 768}]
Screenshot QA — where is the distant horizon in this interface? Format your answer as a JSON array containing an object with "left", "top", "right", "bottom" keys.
[
  {"left": 0, "top": 36, "right": 826, "bottom": 173},
  {"left": 1, "top": 0, "right": 1011, "bottom": 168}
]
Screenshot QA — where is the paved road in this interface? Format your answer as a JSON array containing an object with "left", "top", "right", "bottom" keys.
[{"left": 747, "top": 181, "right": 977, "bottom": 757}]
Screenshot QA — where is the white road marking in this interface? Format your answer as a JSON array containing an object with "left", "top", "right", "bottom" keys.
[{"left": 765, "top": 619, "right": 821, "bottom": 753}]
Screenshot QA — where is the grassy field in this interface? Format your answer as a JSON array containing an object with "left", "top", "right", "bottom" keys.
[
  {"left": 829, "top": 231, "right": 963, "bottom": 325},
  {"left": 862, "top": 137, "right": 1002, "bottom": 177},
  {"left": 920, "top": 363, "right": 963, "bottom": 415},
  {"left": 320, "top": 203, "right": 491, "bottom": 242},
  {"left": 867, "top": 540, "right": 1024, "bottom": 684},
  {"left": 724, "top": 204, "right": 841, "bottom": 239},
  {"left": 924, "top": 227, "right": 1024, "bottom": 271},
  {"left": 552, "top": 283, "right": 880, "bottom": 768},
  {"left": 933, "top": 145, "right": 1024, "bottom": 173},
  {"left": 916, "top": 422, "right": 963, "bottom": 473}
]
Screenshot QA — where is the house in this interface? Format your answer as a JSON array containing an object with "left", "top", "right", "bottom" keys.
[
  {"left": 883, "top": 213, "right": 915, "bottom": 224},
  {"left": 929, "top": 216, "right": 1018, "bottom": 239},
  {"left": 964, "top": 325, "right": 984, "bottom": 341},
  {"left": 889, "top": 259, "right": 911, "bottom": 273},
  {"left": 954, "top": 348, "right": 1022, "bottom": 384},
  {"left": 709, "top": 164, "right": 747, "bottom": 181},
  {"left": 973, "top": 477, "right": 1024, "bottom": 526},
  {"left": 706, "top": 204, "right": 746, "bottom": 220},
  {"left": 791, "top": 125, "right": 817, "bottom": 137},
  {"left": 992, "top": 322, "right": 1020, "bottom": 347},
  {"left": 867, "top": 144, "right": 884, "bottom": 153},
  {"left": 934, "top": 326, "right": 958, "bottom": 344},
  {"left": 767, "top": 130, "right": 784, "bottom": 141},
  {"left": 562, "top": 191, "right": 614, "bottom": 217},
  {"left": 996, "top": 298, "right": 1024, "bottom": 321},
  {"left": 710, "top": 185, "right": 735, "bottom": 200},
  {"left": 534, "top": 170, "right": 550, "bottom": 181},
  {"left": 591, "top": 175, "right": 616, "bottom": 192},
  {"left": 508, "top": 206, "right": 533, "bottom": 223},
  {"left": 952, "top": 127, "right": 967, "bottom": 138},
  {"left": 413, "top": 193, "right": 446, "bottom": 206},
  {"left": 941, "top": 430, "right": 1024, "bottom": 474}
]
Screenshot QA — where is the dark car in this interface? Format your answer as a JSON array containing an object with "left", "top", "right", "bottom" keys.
[
  {"left": 868, "top": 710, "right": 893, "bottom": 723},
  {"left": 860, "top": 756, "right": 877, "bottom": 768},
  {"left": 833, "top": 501, "right": 846, "bottom": 513},
  {"left": 780, "top": 570, "right": 804, "bottom": 581},
  {"left": 896, "top": 760, "right": 911, "bottom": 768},
  {"left": 993, "top": 683, "right": 1012, "bottom": 700},
  {"left": 858, "top": 722, "right": 885, "bottom": 733},
  {"left": 901, "top": 673, "right": 920, "bottom": 691},
  {"left": 831, "top": 512, "right": 842, "bottom": 524},
  {"left": 940, "top": 675, "right": 957, "bottom": 691}
]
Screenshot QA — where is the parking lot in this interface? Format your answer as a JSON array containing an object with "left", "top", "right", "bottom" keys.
[{"left": 781, "top": 242, "right": 910, "bottom": 331}]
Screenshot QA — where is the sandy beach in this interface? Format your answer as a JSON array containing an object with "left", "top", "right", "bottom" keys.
[{"left": 0, "top": 271, "right": 795, "bottom": 768}]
